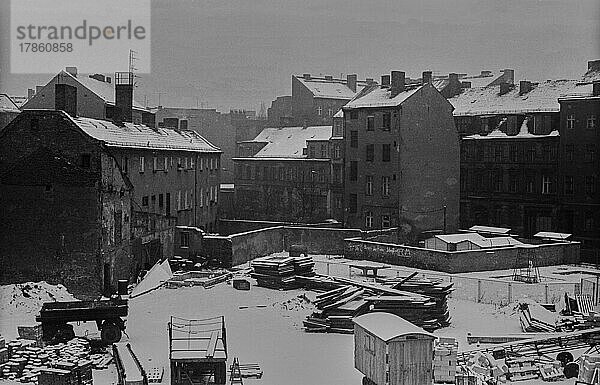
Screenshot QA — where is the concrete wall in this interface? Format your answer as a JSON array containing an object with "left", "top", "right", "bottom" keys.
[{"left": 344, "top": 238, "right": 580, "bottom": 273}]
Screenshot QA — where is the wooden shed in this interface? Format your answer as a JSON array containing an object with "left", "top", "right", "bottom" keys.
[{"left": 354, "top": 312, "right": 436, "bottom": 385}]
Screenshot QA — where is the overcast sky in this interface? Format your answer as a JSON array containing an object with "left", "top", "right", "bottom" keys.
[{"left": 1, "top": 0, "right": 599, "bottom": 111}]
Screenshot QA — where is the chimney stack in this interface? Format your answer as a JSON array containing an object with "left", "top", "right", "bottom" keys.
[
  {"left": 381, "top": 75, "right": 390, "bottom": 86},
  {"left": 36, "top": 85, "right": 44, "bottom": 93},
  {"left": 593, "top": 81, "right": 600, "bottom": 97},
  {"left": 89, "top": 73, "right": 106, "bottom": 82},
  {"left": 325, "top": 75, "right": 333, "bottom": 81},
  {"left": 499, "top": 82, "right": 512, "bottom": 95},
  {"left": 55, "top": 83, "right": 77, "bottom": 117},
  {"left": 347, "top": 74, "right": 357, "bottom": 92},
  {"left": 502, "top": 69, "right": 515, "bottom": 85},
  {"left": 588, "top": 60, "right": 600, "bottom": 72},
  {"left": 65, "top": 66, "right": 77, "bottom": 77},
  {"left": 391, "top": 71, "right": 405, "bottom": 97},
  {"left": 422, "top": 71, "right": 432, "bottom": 85},
  {"left": 27, "top": 88, "right": 35, "bottom": 100},
  {"left": 519, "top": 80, "right": 533, "bottom": 95},
  {"left": 114, "top": 72, "right": 134, "bottom": 124},
  {"left": 366, "top": 78, "right": 374, "bottom": 85},
  {"left": 303, "top": 73, "right": 311, "bottom": 80}
]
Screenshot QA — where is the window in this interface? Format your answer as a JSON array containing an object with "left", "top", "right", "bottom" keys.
[
  {"left": 190, "top": 156, "right": 195, "bottom": 169},
  {"left": 121, "top": 156, "right": 129, "bottom": 174},
  {"left": 184, "top": 190, "right": 189, "bottom": 209},
  {"left": 163, "top": 157, "right": 168, "bottom": 172},
  {"left": 364, "top": 333, "right": 375, "bottom": 354},
  {"left": 159, "top": 193, "right": 164, "bottom": 208},
  {"left": 333, "top": 120, "right": 343, "bottom": 137},
  {"left": 141, "top": 196, "right": 149, "bottom": 206},
  {"left": 184, "top": 157, "right": 188, "bottom": 169},
  {"left": 214, "top": 186, "right": 218, "bottom": 203},
  {"left": 493, "top": 171, "right": 503, "bottom": 192},
  {"left": 349, "top": 194, "right": 357, "bottom": 213},
  {"left": 526, "top": 175, "right": 535, "bottom": 193},
  {"left": 153, "top": 156, "right": 159, "bottom": 172},
  {"left": 564, "top": 176, "right": 574, "bottom": 195},
  {"left": 366, "top": 144, "right": 374, "bottom": 162},
  {"left": 180, "top": 232, "right": 190, "bottom": 248},
  {"left": 317, "top": 106, "right": 322, "bottom": 116},
  {"left": 199, "top": 188, "right": 203, "bottom": 207},
  {"left": 151, "top": 195, "right": 156, "bottom": 210},
  {"left": 382, "top": 144, "right": 391, "bottom": 162},
  {"left": 365, "top": 175, "right": 373, "bottom": 196},
  {"left": 327, "top": 108, "right": 333, "bottom": 117},
  {"left": 494, "top": 146, "right": 503, "bottom": 162},
  {"left": 334, "top": 145, "right": 341, "bottom": 158},
  {"left": 585, "top": 145, "right": 596, "bottom": 163},
  {"left": 567, "top": 114, "right": 575, "bottom": 129},
  {"left": 367, "top": 116, "right": 374, "bottom": 131},
  {"left": 365, "top": 211, "right": 373, "bottom": 228},
  {"left": 542, "top": 175, "right": 552, "bottom": 194},
  {"left": 382, "top": 214, "right": 391, "bottom": 228},
  {"left": 566, "top": 145, "right": 574, "bottom": 162},
  {"left": 349, "top": 111, "right": 358, "bottom": 120},
  {"left": 382, "top": 112, "right": 391, "bottom": 131},
  {"left": 509, "top": 173, "right": 518, "bottom": 193},
  {"left": 587, "top": 115, "right": 596, "bottom": 129},
  {"left": 320, "top": 144, "right": 327, "bottom": 158},
  {"left": 177, "top": 190, "right": 181, "bottom": 211},
  {"left": 584, "top": 212, "right": 595, "bottom": 231},
  {"left": 526, "top": 146, "right": 536, "bottom": 162},
  {"left": 350, "top": 130, "right": 358, "bottom": 148},
  {"left": 177, "top": 157, "right": 182, "bottom": 170},
  {"left": 382, "top": 176, "right": 390, "bottom": 197},
  {"left": 81, "top": 154, "right": 91, "bottom": 169},
  {"left": 350, "top": 161, "right": 358, "bottom": 181},
  {"left": 139, "top": 156, "right": 145, "bottom": 173},
  {"left": 509, "top": 145, "right": 518, "bottom": 162},
  {"left": 585, "top": 176, "right": 596, "bottom": 195}
]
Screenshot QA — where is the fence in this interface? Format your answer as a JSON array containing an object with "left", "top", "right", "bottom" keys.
[{"left": 313, "top": 259, "right": 583, "bottom": 307}]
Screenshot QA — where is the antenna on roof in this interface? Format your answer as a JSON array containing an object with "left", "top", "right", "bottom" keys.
[{"left": 128, "top": 49, "right": 139, "bottom": 86}]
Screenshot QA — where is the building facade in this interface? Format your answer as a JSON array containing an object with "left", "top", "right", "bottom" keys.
[
  {"left": 233, "top": 126, "right": 333, "bottom": 222},
  {"left": 343, "top": 71, "right": 460, "bottom": 239},
  {"left": 0, "top": 94, "right": 21, "bottom": 131}
]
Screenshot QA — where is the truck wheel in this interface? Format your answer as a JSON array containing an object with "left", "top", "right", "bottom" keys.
[{"left": 101, "top": 322, "right": 122, "bottom": 344}]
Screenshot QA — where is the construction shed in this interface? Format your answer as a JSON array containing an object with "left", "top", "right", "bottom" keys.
[{"left": 353, "top": 312, "right": 436, "bottom": 385}]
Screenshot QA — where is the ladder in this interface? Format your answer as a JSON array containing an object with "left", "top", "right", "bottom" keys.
[{"left": 230, "top": 357, "right": 243, "bottom": 385}]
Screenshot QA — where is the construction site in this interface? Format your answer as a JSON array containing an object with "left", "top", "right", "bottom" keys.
[{"left": 1, "top": 226, "right": 600, "bottom": 385}]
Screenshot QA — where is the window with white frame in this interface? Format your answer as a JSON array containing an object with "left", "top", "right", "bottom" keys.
[
  {"left": 184, "top": 190, "right": 189, "bottom": 209},
  {"left": 317, "top": 106, "right": 322, "bottom": 116},
  {"left": 588, "top": 115, "right": 596, "bottom": 129},
  {"left": 366, "top": 175, "right": 373, "bottom": 196},
  {"left": 199, "top": 157, "right": 204, "bottom": 170},
  {"left": 139, "top": 156, "right": 145, "bottom": 173},
  {"left": 542, "top": 175, "right": 552, "bottom": 194},
  {"left": 364, "top": 333, "right": 375, "bottom": 354},
  {"left": 567, "top": 114, "right": 575, "bottom": 129},
  {"left": 190, "top": 156, "right": 195, "bottom": 169},
  {"left": 382, "top": 176, "right": 390, "bottom": 197},
  {"left": 365, "top": 211, "right": 373, "bottom": 229}
]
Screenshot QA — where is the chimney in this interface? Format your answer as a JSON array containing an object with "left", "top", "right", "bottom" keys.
[
  {"left": 36, "top": 85, "right": 44, "bottom": 93},
  {"left": 593, "top": 81, "right": 600, "bottom": 97},
  {"left": 27, "top": 88, "right": 35, "bottom": 100},
  {"left": 55, "top": 83, "right": 77, "bottom": 117},
  {"left": 106, "top": 76, "right": 112, "bottom": 83},
  {"left": 114, "top": 72, "right": 133, "bottom": 124},
  {"left": 65, "top": 66, "right": 77, "bottom": 77},
  {"left": 366, "top": 78, "right": 374, "bottom": 84},
  {"left": 347, "top": 74, "right": 357, "bottom": 92},
  {"left": 325, "top": 75, "right": 333, "bottom": 81},
  {"left": 381, "top": 75, "right": 390, "bottom": 87},
  {"left": 163, "top": 117, "right": 179, "bottom": 130},
  {"left": 481, "top": 70, "right": 492, "bottom": 77},
  {"left": 519, "top": 80, "right": 533, "bottom": 95},
  {"left": 391, "top": 71, "right": 405, "bottom": 97},
  {"left": 588, "top": 60, "right": 600, "bottom": 72},
  {"left": 502, "top": 69, "right": 515, "bottom": 85},
  {"left": 303, "top": 73, "right": 311, "bottom": 80},
  {"left": 499, "top": 82, "right": 512, "bottom": 95},
  {"left": 422, "top": 71, "right": 432, "bottom": 85}
]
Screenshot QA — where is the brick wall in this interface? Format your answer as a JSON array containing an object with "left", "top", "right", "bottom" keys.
[{"left": 344, "top": 238, "right": 580, "bottom": 273}]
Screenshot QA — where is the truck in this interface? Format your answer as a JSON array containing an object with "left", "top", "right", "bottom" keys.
[{"left": 36, "top": 297, "right": 128, "bottom": 344}]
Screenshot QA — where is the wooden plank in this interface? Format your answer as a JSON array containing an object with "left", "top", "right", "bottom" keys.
[
  {"left": 331, "top": 277, "right": 431, "bottom": 300},
  {"left": 206, "top": 331, "right": 218, "bottom": 358}
]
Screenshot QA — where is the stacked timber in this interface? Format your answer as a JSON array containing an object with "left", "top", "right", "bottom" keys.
[
  {"left": 251, "top": 255, "right": 315, "bottom": 289},
  {"left": 304, "top": 286, "right": 370, "bottom": 333},
  {"left": 518, "top": 302, "right": 557, "bottom": 332}
]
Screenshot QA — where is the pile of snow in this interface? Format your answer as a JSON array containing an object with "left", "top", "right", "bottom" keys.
[{"left": 0, "top": 281, "right": 76, "bottom": 316}]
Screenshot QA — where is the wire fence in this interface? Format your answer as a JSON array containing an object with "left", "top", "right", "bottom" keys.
[{"left": 313, "top": 259, "right": 585, "bottom": 307}]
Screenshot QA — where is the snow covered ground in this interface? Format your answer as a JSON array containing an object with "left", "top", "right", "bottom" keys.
[{"left": 0, "top": 256, "right": 587, "bottom": 385}]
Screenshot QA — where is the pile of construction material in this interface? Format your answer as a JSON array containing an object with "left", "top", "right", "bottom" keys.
[
  {"left": 433, "top": 337, "right": 458, "bottom": 384},
  {"left": 462, "top": 352, "right": 509, "bottom": 383},
  {"left": 0, "top": 334, "right": 110, "bottom": 384},
  {"left": 560, "top": 294, "right": 600, "bottom": 331},
  {"left": 302, "top": 274, "right": 450, "bottom": 333},
  {"left": 518, "top": 302, "right": 557, "bottom": 332},
  {"left": 579, "top": 353, "right": 600, "bottom": 384},
  {"left": 166, "top": 269, "right": 233, "bottom": 289},
  {"left": 251, "top": 255, "right": 315, "bottom": 290}
]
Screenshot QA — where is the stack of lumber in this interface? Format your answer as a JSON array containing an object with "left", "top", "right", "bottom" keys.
[
  {"left": 518, "top": 302, "right": 557, "bottom": 332},
  {"left": 433, "top": 337, "right": 458, "bottom": 384},
  {"left": 0, "top": 337, "right": 107, "bottom": 384},
  {"left": 303, "top": 286, "right": 370, "bottom": 333},
  {"left": 251, "top": 255, "right": 315, "bottom": 289},
  {"left": 579, "top": 354, "right": 600, "bottom": 384}
]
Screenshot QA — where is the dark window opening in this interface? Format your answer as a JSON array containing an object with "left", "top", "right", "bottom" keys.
[{"left": 81, "top": 153, "right": 91, "bottom": 168}]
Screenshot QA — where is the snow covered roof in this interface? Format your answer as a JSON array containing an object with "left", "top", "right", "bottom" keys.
[
  {"left": 343, "top": 85, "right": 423, "bottom": 109},
  {"left": 458, "top": 71, "right": 505, "bottom": 88},
  {"left": 450, "top": 80, "right": 578, "bottom": 116},
  {"left": 295, "top": 76, "right": 371, "bottom": 100},
  {"left": 432, "top": 233, "right": 523, "bottom": 248},
  {"left": 534, "top": 232, "right": 572, "bottom": 241},
  {"left": 0, "top": 94, "right": 20, "bottom": 112},
  {"left": 434, "top": 233, "right": 487, "bottom": 245},
  {"left": 468, "top": 225, "right": 511, "bottom": 235},
  {"left": 581, "top": 66, "right": 600, "bottom": 84},
  {"left": 559, "top": 84, "right": 599, "bottom": 100},
  {"left": 353, "top": 312, "right": 435, "bottom": 342},
  {"left": 67, "top": 114, "right": 221, "bottom": 152},
  {"left": 246, "top": 126, "right": 332, "bottom": 158},
  {"left": 463, "top": 118, "right": 559, "bottom": 140}
]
